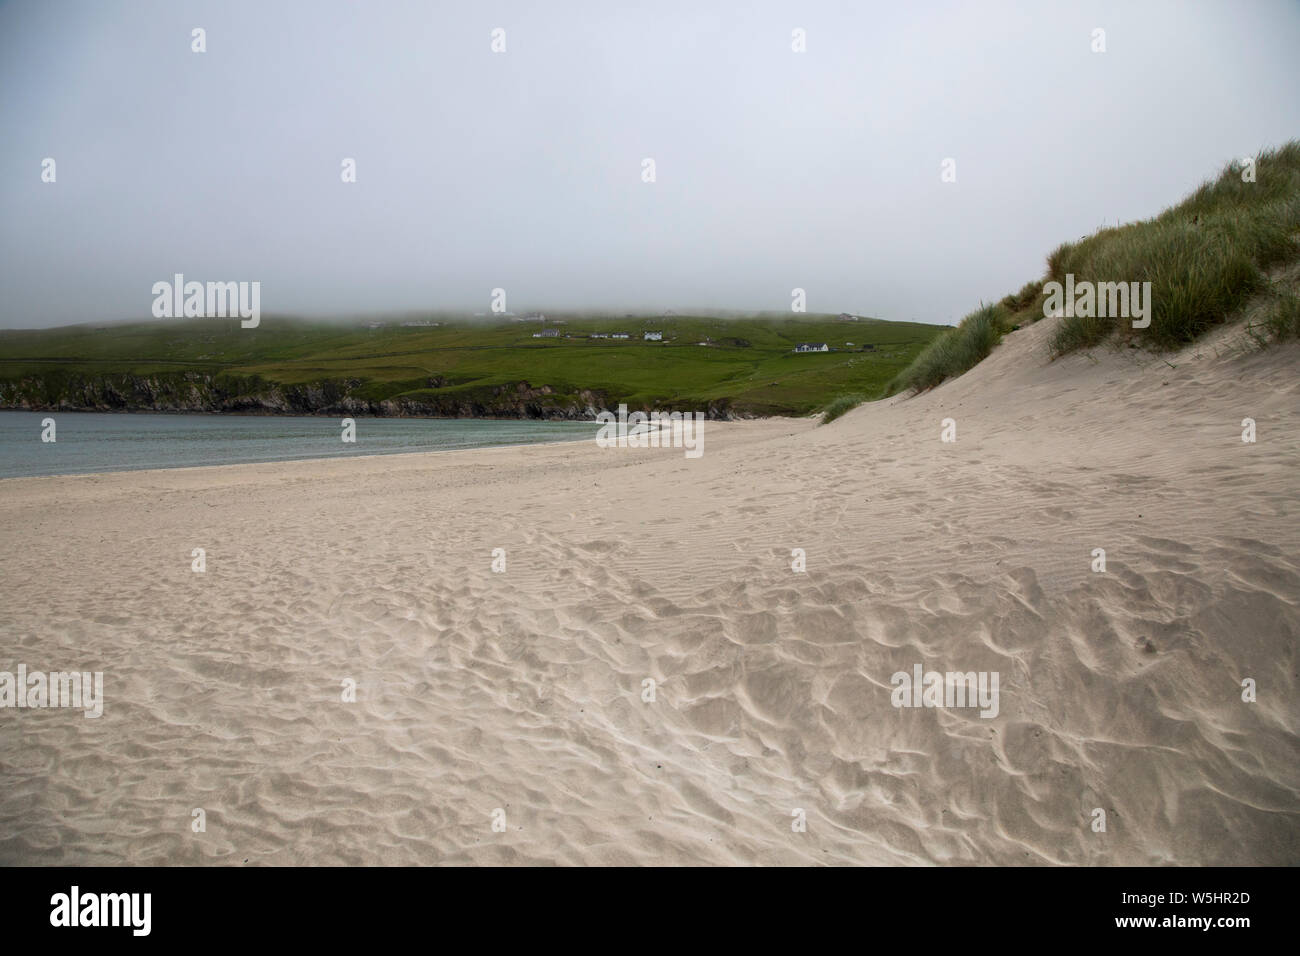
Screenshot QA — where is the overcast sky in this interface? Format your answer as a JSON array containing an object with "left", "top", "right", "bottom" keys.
[{"left": 2, "top": 0, "right": 1298, "bottom": 328}]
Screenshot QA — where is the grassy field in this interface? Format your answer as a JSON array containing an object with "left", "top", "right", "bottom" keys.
[{"left": 0, "top": 312, "right": 944, "bottom": 418}]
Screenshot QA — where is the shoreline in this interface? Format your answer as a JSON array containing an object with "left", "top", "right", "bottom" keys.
[
  {"left": 0, "top": 412, "right": 794, "bottom": 483},
  {"left": 0, "top": 426, "right": 600, "bottom": 485}
]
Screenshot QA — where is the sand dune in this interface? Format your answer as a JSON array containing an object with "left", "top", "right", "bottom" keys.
[{"left": 1, "top": 316, "right": 1297, "bottom": 865}]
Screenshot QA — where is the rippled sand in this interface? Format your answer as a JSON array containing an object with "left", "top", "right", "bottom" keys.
[{"left": 1, "top": 318, "right": 1297, "bottom": 865}]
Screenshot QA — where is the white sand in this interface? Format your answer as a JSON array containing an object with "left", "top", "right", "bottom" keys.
[{"left": 1, "top": 317, "right": 1297, "bottom": 865}]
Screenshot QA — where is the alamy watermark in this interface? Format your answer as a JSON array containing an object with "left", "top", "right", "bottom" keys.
[
  {"left": 1043, "top": 274, "right": 1151, "bottom": 329},
  {"left": 890, "top": 664, "right": 999, "bottom": 718},
  {"left": 151, "top": 273, "right": 261, "bottom": 328},
  {"left": 50, "top": 886, "right": 150, "bottom": 936},
  {"left": 1, "top": 665, "right": 103, "bottom": 718},
  {"left": 595, "top": 404, "right": 704, "bottom": 459}
]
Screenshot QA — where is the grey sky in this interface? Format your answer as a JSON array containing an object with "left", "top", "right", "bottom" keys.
[{"left": 2, "top": 0, "right": 1298, "bottom": 329}]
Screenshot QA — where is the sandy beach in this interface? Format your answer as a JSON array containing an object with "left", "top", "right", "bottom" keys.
[{"left": 1, "top": 316, "right": 1297, "bottom": 866}]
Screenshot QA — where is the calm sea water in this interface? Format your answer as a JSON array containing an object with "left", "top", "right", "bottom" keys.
[{"left": 0, "top": 411, "right": 598, "bottom": 479}]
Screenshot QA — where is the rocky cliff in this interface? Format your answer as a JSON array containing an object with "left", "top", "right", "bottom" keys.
[{"left": 0, "top": 371, "right": 739, "bottom": 420}]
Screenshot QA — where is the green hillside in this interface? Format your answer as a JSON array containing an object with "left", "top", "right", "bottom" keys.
[{"left": 0, "top": 312, "right": 944, "bottom": 419}]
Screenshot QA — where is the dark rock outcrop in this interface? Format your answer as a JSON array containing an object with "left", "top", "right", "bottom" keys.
[{"left": 0, "top": 372, "right": 745, "bottom": 420}]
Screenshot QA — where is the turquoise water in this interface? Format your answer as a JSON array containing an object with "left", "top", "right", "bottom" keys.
[{"left": 0, "top": 411, "right": 598, "bottom": 479}]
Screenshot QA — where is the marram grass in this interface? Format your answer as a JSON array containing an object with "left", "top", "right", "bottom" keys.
[
  {"left": 820, "top": 392, "right": 866, "bottom": 424},
  {"left": 888, "top": 141, "right": 1300, "bottom": 395},
  {"left": 1048, "top": 141, "right": 1300, "bottom": 354}
]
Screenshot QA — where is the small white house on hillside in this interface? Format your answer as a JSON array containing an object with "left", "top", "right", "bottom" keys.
[{"left": 794, "top": 342, "right": 829, "bottom": 353}]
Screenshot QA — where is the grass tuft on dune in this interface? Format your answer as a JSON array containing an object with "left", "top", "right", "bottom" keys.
[
  {"left": 819, "top": 392, "right": 866, "bottom": 424},
  {"left": 886, "top": 303, "right": 1011, "bottom": 395}
]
